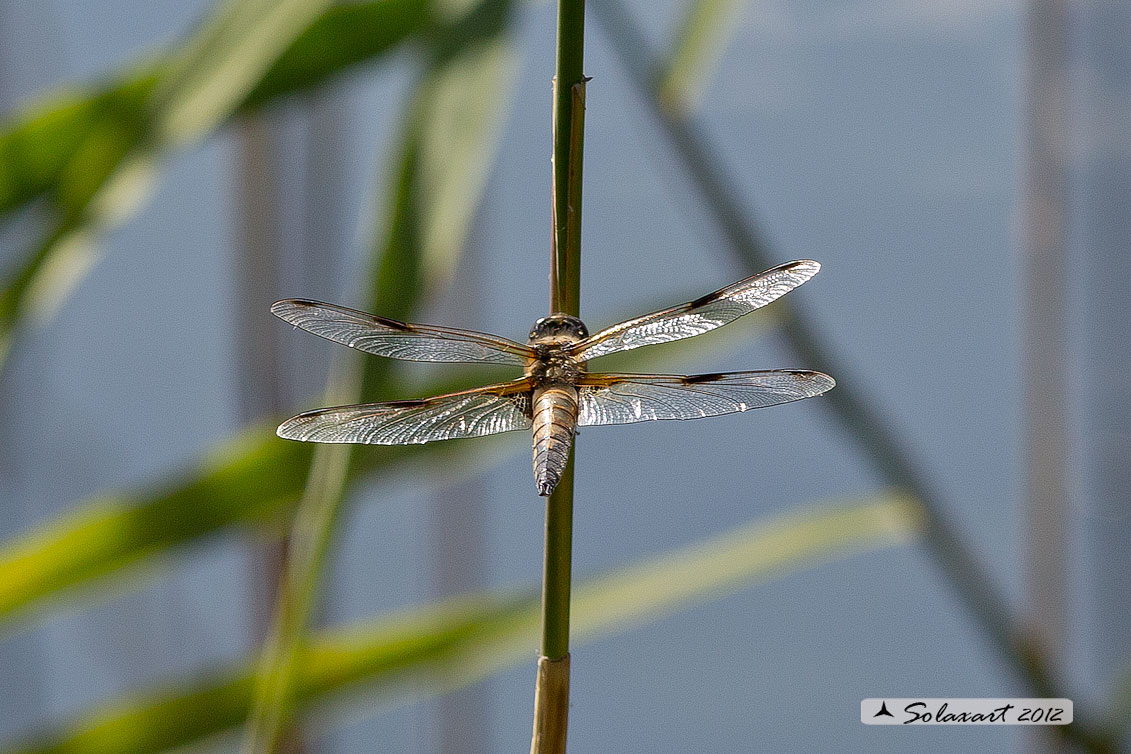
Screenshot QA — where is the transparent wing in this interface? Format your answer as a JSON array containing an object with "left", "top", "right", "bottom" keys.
[
  {"left": 277, "top": 378, "right": 533, "bottom": 445},
  {"left": 577, "top": 370, "right": 834, "bottom": 426},
  {"left": 272, "top": 299, "right": 535, "bottom": 365},
  {"left": 570, "top": 260, "right": 820, "bottom": 361}
]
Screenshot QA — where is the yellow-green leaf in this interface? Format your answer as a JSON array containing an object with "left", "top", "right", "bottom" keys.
[
  {"left": 0, "top": 494, "right": 919, "bottom": 754},
  {"left": 0, "top": 0, "right": 430, "bottom": 371},
  {"left": 0, "top": 0, "right": 429, "bottom": 217},
  {"left": 657, "top": 0, "right": 748, "bottom": 114}
]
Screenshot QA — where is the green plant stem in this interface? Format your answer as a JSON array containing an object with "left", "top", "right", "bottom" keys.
[
  {"left": 590, "top": 2, "right": 1116, "bottom": 752},
  {"left": 549, "top": 0, "right": 585, "bottom": 316},
  {"left": 535, "top": 2, "right": 585, "bottom": 753},
  {"left": 542, "top": 75, "right": 585, "bottom": 663},
  {"left": 540, "top": 454, "right": 575, "bottom": 659},
  {"left": 543, "top": 0, "right": 586, "bottom": 665},
  {"left": 241, "top": 442, "right": 353, "bottom": 754}
]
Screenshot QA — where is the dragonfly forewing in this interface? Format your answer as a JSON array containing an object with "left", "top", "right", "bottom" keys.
[
  {"left": 569, "top": 260, "right": 820, "bottom": 361},
  {"left": 272, "top": 299, "right": 535, "bottom": 365}
]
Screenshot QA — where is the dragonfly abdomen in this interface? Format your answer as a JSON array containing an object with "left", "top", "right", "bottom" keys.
[{"left": 531, "top": 385, "right": 578, "bottom": 496}]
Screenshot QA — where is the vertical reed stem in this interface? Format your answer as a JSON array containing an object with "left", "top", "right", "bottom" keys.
[
  {"left": 534, "top": 1, "right": 585, "bottom": 753},
  {"left": 549, "top": 1, "right": 585, "bottom": 317}
]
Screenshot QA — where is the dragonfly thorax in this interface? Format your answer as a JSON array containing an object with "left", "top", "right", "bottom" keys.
[
  {"left": 528, "top": 314, "right": 587, "bottom": 388},
  {"left": 526, "top": 348, "right": 582, "bottom": 386}
]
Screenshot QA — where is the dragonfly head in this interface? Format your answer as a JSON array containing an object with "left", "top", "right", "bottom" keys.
[{"left": 530, "top": 314, "right": 588, "bottom": 344}]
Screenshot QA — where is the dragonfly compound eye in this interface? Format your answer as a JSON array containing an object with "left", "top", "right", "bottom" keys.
[{"left": 530, "top": 314, "right": 589, "bottom": 341}]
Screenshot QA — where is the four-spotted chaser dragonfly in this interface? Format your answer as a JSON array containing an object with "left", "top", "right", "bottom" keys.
[{"left": 273, "top": 260, "right": 834, "bottom": 496}]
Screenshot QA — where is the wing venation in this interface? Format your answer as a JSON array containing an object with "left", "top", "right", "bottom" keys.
[
  {"left": 272, "top": 299, "right": 534, "bottom": 365},
  {"left": 577, "top": 370, "right": 834, "bottom": 426},
  {"left": 570, "top": 260, "right": 819, "bottom": 361}
]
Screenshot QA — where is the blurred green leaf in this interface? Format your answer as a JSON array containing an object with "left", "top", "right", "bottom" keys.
[
  {"left": 0, "top": 425, "right": 309, "bottom": 625},
  {"left": 657, "top": 0, "right": 749, "bottom": 114},
  {"left": 0, "top": 1, "right": 429, "bottom": 217},
  {"left": 0, "top": 74, "right": 158, "bottom": 219},
  {"left": 145, "top": 0, "right": 333, "bottom": 145},
  {"left": 0, "top": 397, "right": 476, "bottom": 629},
  {"left": 0, "top": 494, "right": 918, "bottom": 754},
  {"left": 0, "top": 0, "right": 430, "bottom": 367},
  {"left": 415, "top": 35, "right": 518, "bottom": 296},
  {"left": 244, "top": 0, "right": 430, "bottom": 109}
]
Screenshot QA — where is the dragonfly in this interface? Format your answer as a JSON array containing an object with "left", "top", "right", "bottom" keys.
[{"left": 273, "top": 259, "right": 834, "bottom": 496}]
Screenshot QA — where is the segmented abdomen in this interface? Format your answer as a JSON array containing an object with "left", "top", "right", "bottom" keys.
[{"left": 531, "top": 385, "right": 578, "bottom": 496}]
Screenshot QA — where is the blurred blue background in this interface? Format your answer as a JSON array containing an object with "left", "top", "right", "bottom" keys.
[{"left": 1, "top": 0, "right": 1127, "bottom": 752}]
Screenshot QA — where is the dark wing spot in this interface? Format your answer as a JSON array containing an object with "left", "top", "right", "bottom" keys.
[
  {"left": 370, "top": 315, "right": 413, "bottom": 332},
  {"left": 272, "top": 298, "right": 321, "bottom": 312},
  {"left": 383, "top": 398, "right": 430, "bottom": 408},
  {"left": 688, "top": 290, "right": 722, "bottom": 309},
  {"left": 681, "top": 373, "right": 727, "bottom": 384}
]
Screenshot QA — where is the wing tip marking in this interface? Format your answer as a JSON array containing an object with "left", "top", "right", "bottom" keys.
[
  {"left": 271, "top": 298, "right": 317, "bottom": 311},
  {"left": 686, "top": 259, "right": 821, "bottom": 309},
  {"left": 787, "top": 259, "right": 821, "bottom": 275},
  {"left": 797, "top": 369, "right": 836, "bottom": 393}
]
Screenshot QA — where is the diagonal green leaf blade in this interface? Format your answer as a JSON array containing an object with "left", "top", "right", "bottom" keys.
[
  {"left": 0, "top": 401, "right": 484, "bottom": 629},
  {"left": 150, "top": 0, "right": 335, "bottom": 147},
  {"left": 656, "top": 0, "right": 749, "bottom": 114},
  {"left": 0, "top": 0, "right": 428, "bottom": 370},
  {"left": 0, "top": 0, "right": 429, "bottom": 218},
  {"left": 0, "top": 495, "right": 919, "bottom": 754},
  {"left": 243, "top": 0, "right": 430, "bottom": 110},
  {"left": 0, "top": 74, "right": 158, "bottom": 219},
  {"left": 0, "top": 426, "right": 311, "bottom": 624}
]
